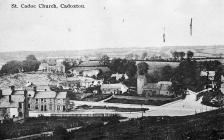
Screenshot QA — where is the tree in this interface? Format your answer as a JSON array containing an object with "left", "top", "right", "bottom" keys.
[
  {"left": 125, "top": 53, "right": 134, "bottom": 60},
  {"left": 99, "top": 55, "right": 110, "bottom": 66},
  {"left": 141, "top": 52, "right": 148, "bottom": 60},
  {"left": 161, "top": 65, "right": 173, "bottom": 81},
  {"left": 125, "top": 60, "right": 137, "bottom": 77},
  {"left": 179, "top": 52, "right": 185, "bottom": 60},
  {"left": 137, "top": 62, "right": 149, "bottom": 75},
  {"left": 187, "top": 51, "right": 194, "bottom": 59},
  {"left": 22, "top": 55, "right": 40, "bottom": 72},
  {"left": 1, "top": 60, "right": 22, "bottom": 74},
  {"left": 26, "top": 55, "right": 37, "bottom": 61},
  {"left": 53, "top": 126, "right": 69, "bottom": 140},
  {"left": 172, "top": 51, "right": 178, "bottom": 60}
]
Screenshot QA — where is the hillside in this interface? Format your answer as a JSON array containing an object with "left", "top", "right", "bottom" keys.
[
  {"left": 0, "top": 72, "right": 65, "bottom": 89},
  {"left": 0, "top": 45, "right": 223, "bottom": 65},
  {"left": 69, "top": 109, "right": 224, "bottom": 140}
]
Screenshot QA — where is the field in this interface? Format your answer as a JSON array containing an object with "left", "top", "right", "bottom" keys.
[
  {"left": 0, "top": 116, "right": 120, "bottom": 139},
  {"left": 68, "top": 109, "right": 224, "bottom": 140},
  {"left": 0, "top": 45, "right": 223, "bottom": 65},
  {"left": 106, "top": 97, "right": 179, "bottom": 106}
]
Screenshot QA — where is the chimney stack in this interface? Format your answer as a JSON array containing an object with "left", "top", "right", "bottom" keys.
[
  {"left": 9, "top": 95, "right": 12, "bottom": 102},
  {"left": 33, "top": 86, "right": 37, "bottom": 97},
  {"left": 10, "top": 85, "right": 15, "bottom": 95},
  {"left": 0, "top": 89, "right": 2, "bottom": 98},
  {"left": 23, "top": 89, "right": 29, "bottom": 119}
]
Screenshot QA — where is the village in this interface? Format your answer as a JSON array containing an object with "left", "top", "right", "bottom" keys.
[{"left": 0, "top": 51, "right": 224, "bottom": 124}]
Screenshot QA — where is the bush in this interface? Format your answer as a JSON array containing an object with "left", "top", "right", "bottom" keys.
[{"left": 53, "top": 126, "right": 69, "bottom": 140}]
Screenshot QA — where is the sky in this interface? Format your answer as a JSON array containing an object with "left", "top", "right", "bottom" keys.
[{"left": 0, "top": 0, "right": 224, "bottom": 52}]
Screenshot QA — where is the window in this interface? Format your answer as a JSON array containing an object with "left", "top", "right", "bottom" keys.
[
  {"left": 36, "top": 99, "right": 38, "bottom": 103},
  {"left": 28, "top": 104, "right": 30, "bottom": 109},
  {"left": 57, "top": 105, "right": 60, "bottom": 111},
  {"left": 19, "top": 102, "right": 22, "bottom": 108},
  {"left": 63, "top": 106, "right": 66, "bottom": 111},
  {"left": 49, "top": 104, "right": 52, "bottom": 110},
  {"left": 41, "top": 105, "right": 44, "bottom": 111},
  {"left": 44, "top": 105, "right": 47, "bottom": 111},
  {"left": 35, "top": 105, "right": 38, "bottom": 110},
  {"left": 41, "top": 99, "right": 44, "bottom": 102}
]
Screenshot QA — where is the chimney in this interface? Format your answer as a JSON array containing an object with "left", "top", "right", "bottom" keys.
[
  {"left": 0, "top": 89, "right": 2, "bottom": 98},
  {"left": 23, "top": 89, "right": 29, "bottom": 119},
  {"left": 33, "top": 86, "right": 37, "bottom": 97},
  {"left": 9, "top": 95, "right": 12, "bottom": 102},
  {"left": 10, "top": 85, "right": 15, "bottom": 95}
]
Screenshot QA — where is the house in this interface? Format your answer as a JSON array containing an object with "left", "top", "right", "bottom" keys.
[
  {"left": 82, "top": 69, "right": 100, "bottom": 77},
  {"left": 0, "top": 87, "right": 29, "bottom": 123},
  {"left": 111, "top": 73, "right": 129, "bottom": 81},
  {"left": 221, "top": 83, "right": 224, "bottom": 94},
  {"left": 30, "top": 90, "right": 70, "bottom": 112},
  {"left": 101, "top": 83, "right": 128, "bottom": 94},
  {"left": 38, "top": 62, "right": 65, "bottom": 73},
  {"left": 142, "top": 81, "right": 172, "bottom": 97},
  {"left": 142, "top": 83, "right": 159, "bottom": 97},
  {"left": 68, "top": 61, "right": 110, "bottom": 77},
  {"left": 200, "top": 71, "right": 216, "bottom": 81}
]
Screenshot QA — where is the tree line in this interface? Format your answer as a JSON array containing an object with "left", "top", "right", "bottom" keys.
[
  {"left": 137, "top": 58, "right": 224, "bottom": 96},
  {"left": 0, "top": 55, "right": 40, "bottom": 75}
]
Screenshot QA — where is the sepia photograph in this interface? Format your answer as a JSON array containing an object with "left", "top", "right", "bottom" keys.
[{"left": 0, "top": 0, "right": 224, "bottom": 139}]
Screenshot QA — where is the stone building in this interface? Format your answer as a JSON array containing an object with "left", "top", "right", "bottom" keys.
[{"left": 30, "top": 90, "right": 69, "bottom": 112}]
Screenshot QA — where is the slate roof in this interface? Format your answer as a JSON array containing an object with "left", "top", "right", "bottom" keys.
[
  {"left": 56, "top": 92, "right": 67, "bottom": 99},
  {"left": 35, "top": 91, "right": 56, "bottom": 99}
]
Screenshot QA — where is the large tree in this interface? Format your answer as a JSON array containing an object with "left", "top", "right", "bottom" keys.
[
  {"left": 187, "top": 51, "right": 194, "bottom": 59},
  {"left": 99, "top": 54, "right": 110, "bottom": 66},
  {"left": 1, "top": 60, "right": 22, "bottom": 74},
  {"left": 137, "top": 62, "right": 149, "bottom": 75},
  {"left": 141, "top": 52, "right": 148, "bottom": 60},
  {"left": 161, "top": 65, "right": 173, "bottom": 81},
  {"left": 22, "top": 55, "right": 40, "bottom": 72},
  {"left": 26, "top": 55, "right": 37, "bottom": 61}
]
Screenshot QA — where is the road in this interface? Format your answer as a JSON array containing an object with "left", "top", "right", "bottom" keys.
[
  {"left": 69, "top": 89, "right": 217, "bottom": 118},
  {"left": 30, "top": 89, "right": 217, "bottom": 119}
]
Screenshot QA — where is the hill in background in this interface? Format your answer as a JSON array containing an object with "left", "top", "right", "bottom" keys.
[{"left": 0, "top": 45, "right": 223, "bottom": 65}]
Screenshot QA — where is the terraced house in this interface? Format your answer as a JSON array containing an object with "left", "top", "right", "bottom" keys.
[{"left": 30, "top": 90, "right": 70, "bottom": 112}]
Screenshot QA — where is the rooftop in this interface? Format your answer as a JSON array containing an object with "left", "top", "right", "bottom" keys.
[{"left": 35, "top": 91, "right": 56, "bottom": 99}]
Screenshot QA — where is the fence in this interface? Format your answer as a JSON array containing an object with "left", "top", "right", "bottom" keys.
[{"left": 51, "top": 113, "right": 120, "bottom": 117}]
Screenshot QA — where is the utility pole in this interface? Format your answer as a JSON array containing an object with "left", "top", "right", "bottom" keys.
[
  {"left": 190, "top": 18, "right": 193, "bottom": 36},
  {"left": 163, "top": 26, "right": 166, "bottom": 43}
]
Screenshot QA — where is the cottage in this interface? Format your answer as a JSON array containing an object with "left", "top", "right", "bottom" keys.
[
  {"left": 101, "top": 83, "right": 128, "bottom": 94},
  {"left": 82, "top": 69, "right": 100, "bottom": 77},
  {"left": 142, "top": 81, "right": 172, "bottom": 97},
  {"left": 200, "top": 71, "right": 215, "bottom": 80},
  {"left": 111, "top": 73, "right": 129, "bottom": 81},
  {"left": 0, "top": 87, "right": 29, "bottom": 122}
]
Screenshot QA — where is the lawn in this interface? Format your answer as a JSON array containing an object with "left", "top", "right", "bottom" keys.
[
  {"left": 106, "top": 97, "right": 178, "bottom": 106},
  {"left": 76, "top": 105, "right": 148, "bottom": 112}
]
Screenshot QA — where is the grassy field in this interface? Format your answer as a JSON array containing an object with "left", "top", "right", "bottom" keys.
[
  {"left": 76, "top": 105, "right": 148, "bottom": 112},
  {"left": 106, "top": 97, "right": 178, "bottom": 106},
  {"left": 64, "top": 109, "right": 224, "bottom": 140},
  {"left": 0, "top": 116, "right": 120, "bottom": 139}
]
